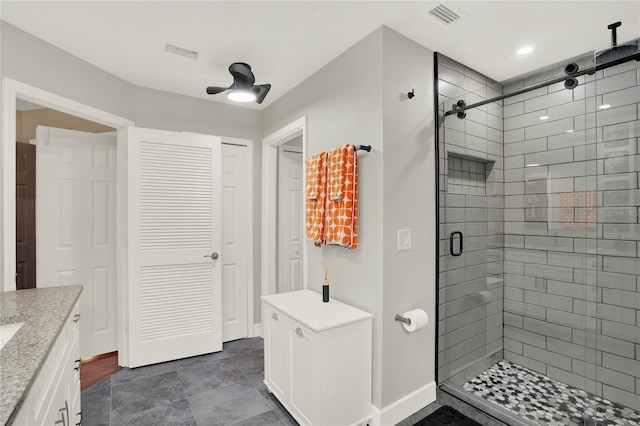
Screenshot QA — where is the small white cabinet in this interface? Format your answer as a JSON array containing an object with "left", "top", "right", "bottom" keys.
[
  {"left": 13, "top": 302, "right": 81, "bottom": 426},
  {"left": 262, "top": 290, "right": 373, "bottom": 426}
]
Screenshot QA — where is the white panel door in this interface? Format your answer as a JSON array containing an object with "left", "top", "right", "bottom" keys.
[
  {"left": 221, "top": 143, "right": 249, "bottom": 342},
  {"left": 126, "top": 127, "right": 222, "bottom": 368},
  {"left": 278, "top": 148, "right": 303, "bottom": 293},
  {"left": 36, "top": 126, "right": 117, "bottom": 359}
]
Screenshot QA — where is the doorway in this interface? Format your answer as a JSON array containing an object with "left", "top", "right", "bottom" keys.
[
  {"left": 261, "top": 117, "right": 308, "bottom": 296},
  {"left": 277, "top": 137, "right": 303, "bottom": 293},
  {"left": 15, "top": 99, "right": 119, "bottom": 359},
  {"left": 15, "top": 138, "right": 35, "bottom": 289}
]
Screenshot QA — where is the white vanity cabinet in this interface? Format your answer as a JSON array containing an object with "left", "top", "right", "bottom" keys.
[
  {"left": 13, "top": 302, "right": 81, "bottom": 426},
  {"left": 262, "top": 290, "right": 373, "bottom": 426}
]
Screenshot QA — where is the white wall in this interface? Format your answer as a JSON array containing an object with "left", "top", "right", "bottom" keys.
[
  {"left": 1, "top": 22, "right": 264, "bottom": 324},
  {"left": 380, "top": 27, "right": 435, "bottom": 408},
  {"left": 263, "top": 27, "right": 386, "bottom": 406}
]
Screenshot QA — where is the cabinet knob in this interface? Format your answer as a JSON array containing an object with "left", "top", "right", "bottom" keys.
[
  {"left": 296, "top": 327, "right": 303, "bottom": 337},
  {"left": 272, "top": 313, "right": 278, "bottom": 320}
]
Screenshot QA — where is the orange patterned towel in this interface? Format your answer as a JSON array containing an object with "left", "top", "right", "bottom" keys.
[
  {"left": 305, "top": 152, "right": 328, "bottom": 246},
  {"left": 325, "top": 144, "right": 358, "bottom": 249}
]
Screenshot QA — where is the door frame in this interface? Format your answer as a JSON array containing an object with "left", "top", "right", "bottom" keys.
[
  {"left": 1, "top": 77, "right": 135, "bottom": 292},
  {"left": 261, "top": 117, "right": 308, "bottom": 296}
]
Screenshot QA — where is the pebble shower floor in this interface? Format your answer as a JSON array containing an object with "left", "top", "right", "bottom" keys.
[{"left": 463, "top": 360, "right": 640, "bottom": 426}]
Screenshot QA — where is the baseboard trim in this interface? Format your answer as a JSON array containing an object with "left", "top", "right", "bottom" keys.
[
  {"left": 252, "top": 323, "right": 263, "bottom": 338},
  {"left": 370, "top": 381, "right": 437, "bottom": 426}
]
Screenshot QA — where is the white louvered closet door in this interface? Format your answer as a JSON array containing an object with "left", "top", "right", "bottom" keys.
[{"left": 126, "top": 128, "right": 222, "bottom": 368}]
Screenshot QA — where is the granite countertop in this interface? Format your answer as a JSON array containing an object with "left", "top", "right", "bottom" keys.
[{"left": 0, "top": 285, "right": 82, "bottom": 426}]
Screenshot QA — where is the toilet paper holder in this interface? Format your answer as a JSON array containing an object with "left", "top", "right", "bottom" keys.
[{"left": 394, "top": 314, "right": 412, "bottom": 326}]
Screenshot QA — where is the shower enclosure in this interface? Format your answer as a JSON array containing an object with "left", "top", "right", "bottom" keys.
[{"left": 435, "top": 27, "right": 640, "bottom": 425}]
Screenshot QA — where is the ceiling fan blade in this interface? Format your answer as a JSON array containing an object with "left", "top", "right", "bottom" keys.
[
  {"left": 206, "top": 86, "right": 229, "bottom": 95},
  {"left": 252, "top": 84, "right": 272, "bottom": 104}
]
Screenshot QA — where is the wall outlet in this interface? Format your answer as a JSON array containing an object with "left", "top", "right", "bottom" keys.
[{"left": 397, "top": 229, "right": 412, "bottom": 251}]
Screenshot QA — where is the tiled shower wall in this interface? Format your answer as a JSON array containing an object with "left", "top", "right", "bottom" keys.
[
  {"left": 437, "top": 54, "right": 505, "bottom": 383},
  {"left": 501, "top": 57, "right": 640, "bottom": 410}
]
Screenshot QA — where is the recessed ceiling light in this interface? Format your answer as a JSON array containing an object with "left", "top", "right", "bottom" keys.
[
  {"left": 539, "top": 115, "right": 549, "bottom": 120},
  {"left": 526, "top": 164, "right": 540, "bottom": 167},
  {"left": 599, "top": 104, "right": 611, "bottom": 109},
  {"left": 227, "top": 90, "right": 256, "bottom": 103},
  {"left": 517, "top": 46, "right": 534, "bottom": 55},
  {"left": 566, "top": 129, "right": 575, "bottom": 133}
]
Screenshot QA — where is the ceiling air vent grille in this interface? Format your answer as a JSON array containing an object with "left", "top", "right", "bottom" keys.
[
  {"left": 421, "top": 3, "right": 467, "bottom": 28},
  {"left": 428, "top": 4, "right": 460, "bottom": 25}
]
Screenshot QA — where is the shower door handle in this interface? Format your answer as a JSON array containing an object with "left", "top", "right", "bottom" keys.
[{"left": 450, "top": 231, "right": 463, "bottom": 256}]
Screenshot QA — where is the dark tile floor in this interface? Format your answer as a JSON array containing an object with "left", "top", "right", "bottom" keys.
[{"left": 81, "top": 337, "right": 298, "bottom": 426}]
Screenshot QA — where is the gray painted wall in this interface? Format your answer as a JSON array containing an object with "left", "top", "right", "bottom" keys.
[
  {"left": 380, "top": 28, "right": 436, "bottom": 407},
  {"left": 263, "top": 26, "right": 438, "bottom": 409},
  {"left": 263, "top": 27, "right": 386, "bottom": 406},
  {"left": 3, "top": 20, "right": 441, "bottom": 412},
  {"left": 1, "top": 22, "right": 264, "bottom": 324},
  {"left": 1, "top": 22, "right": 136, "bottom": 120}
]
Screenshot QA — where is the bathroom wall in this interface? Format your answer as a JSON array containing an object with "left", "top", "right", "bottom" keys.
[
  {"left": 134, "top": 86, "right": 264, "bottom": 322},
  {"left": 380, "top": 27, "right": 435, "bottom": 409},
  {"left": 263, "top": 27, "right": 386, "bottom": 406},
  {"left": 1, "top": 22, "right": 136, "bottom": 120},
  {"left": 437, "top": 54, "right": 505, "bottom": 384},
  {"left": 501, "top": 57, "right": 640, "bottom": 410},
  {"left": 1, "top": 22, "right": 265, "bottom": 322},
  {"left": 263, "top": 26, "right": 437, "bottom": 417}
]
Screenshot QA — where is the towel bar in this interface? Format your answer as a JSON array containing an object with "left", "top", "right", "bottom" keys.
[
  {"left": 354, "top": 145, "right": 371, "bottom": 152},
  {"left": 394, "top": 314, "right": 412, "bottom": 326}
]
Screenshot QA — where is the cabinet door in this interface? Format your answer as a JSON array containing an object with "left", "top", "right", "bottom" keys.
[
  {"left": 42, "top": 366, "right": 68, "bottom": 426},
  {"left": 289, "top": 324, "right": 314, "bottom": 425},
  {"left": 264, "top": 307, "right": 290, "bottom": 400}
]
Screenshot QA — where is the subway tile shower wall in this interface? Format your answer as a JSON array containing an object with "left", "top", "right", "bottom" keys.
[
  {"left": 438, "top": 54, "right": 505, "bottom": 384},
  {"left": 499, "top": 59, "right": 640, "bottom": 410}
]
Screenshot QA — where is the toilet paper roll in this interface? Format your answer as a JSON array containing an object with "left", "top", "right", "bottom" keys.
[{"left": 401, "top": 309, "right": 429, "bottom": 332}]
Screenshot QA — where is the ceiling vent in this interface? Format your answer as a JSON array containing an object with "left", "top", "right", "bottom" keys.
[
  {"left": 165, "top": 44, "right": 199, "bottom": 60},
  {"left": 421, "top": 3, "right": 467, "bottom": 28}
]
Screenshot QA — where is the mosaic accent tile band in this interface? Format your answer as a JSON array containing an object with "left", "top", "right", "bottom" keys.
[{"left": 463, "top": 360, "right": 640, "bottom": 426}]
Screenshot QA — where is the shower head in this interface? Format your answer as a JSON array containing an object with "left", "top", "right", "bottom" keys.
[{"left": 596, "top": 21, "right": 639, "bottom": 66}]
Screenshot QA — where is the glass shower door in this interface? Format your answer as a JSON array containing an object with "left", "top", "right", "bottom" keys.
[
  {"left": 436, "top": 54, "right": 505, "bottom": 391},
  {"left": 593, "top": 46, "right": 640, "bottom": 419}
]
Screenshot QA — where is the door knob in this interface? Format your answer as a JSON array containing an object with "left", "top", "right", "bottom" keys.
[{"left": 204, "top": 252, "right": 219, "bottom": 260}]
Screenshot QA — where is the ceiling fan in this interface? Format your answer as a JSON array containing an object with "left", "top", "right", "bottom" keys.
[{"left": 206, "top": 62, "right": 271, "bottom": 104}]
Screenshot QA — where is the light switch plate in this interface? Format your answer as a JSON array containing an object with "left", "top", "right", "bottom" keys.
[{"left": 397, "top": 229, "right": 412, "bottom": 251}]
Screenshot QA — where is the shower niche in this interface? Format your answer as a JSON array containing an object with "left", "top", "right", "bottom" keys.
[{"left": 446, "top": 154, "right": 496, "bottom": 196}]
